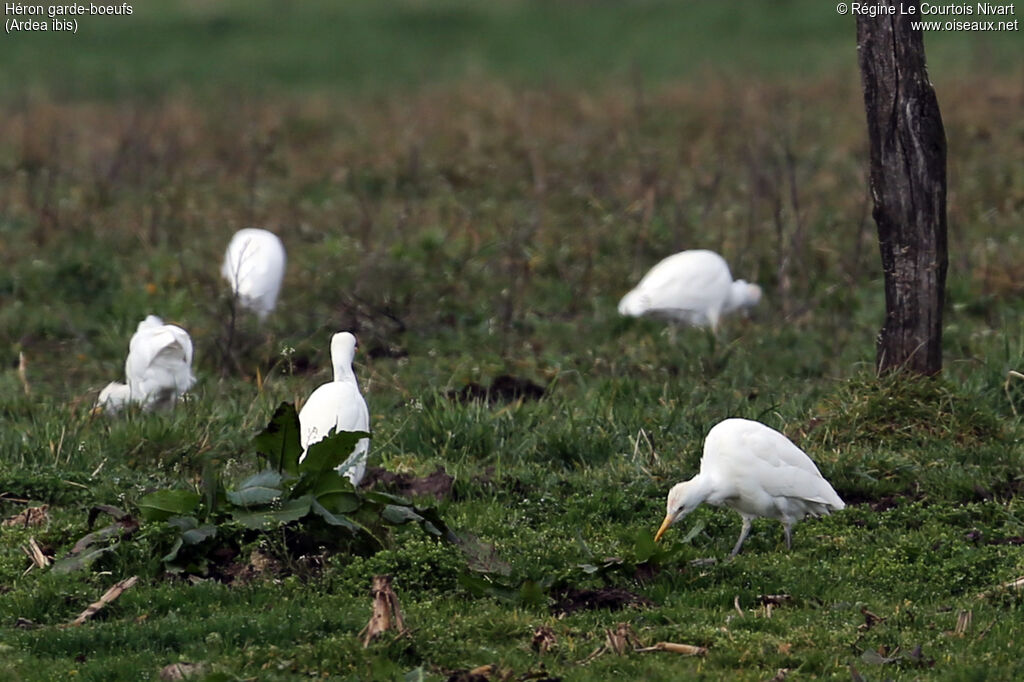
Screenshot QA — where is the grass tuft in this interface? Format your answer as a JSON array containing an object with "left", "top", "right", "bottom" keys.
[{"left": 808, "top": 372, "right": 1004, "bottom": 449}]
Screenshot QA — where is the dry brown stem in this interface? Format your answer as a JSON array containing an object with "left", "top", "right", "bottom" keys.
[
  {"left": 68, "top": 576, "right": 139, "bottom": 626},
  {"left": 360, "top": 574, "right": 408, "bottom": 647}
]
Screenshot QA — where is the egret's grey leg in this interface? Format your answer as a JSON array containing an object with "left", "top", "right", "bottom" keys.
[
  {"left": 730, "top": 517, "right": 752, "bottom": 557},
  {"left": 783, "top": 522, "right": 793, "bottom": 550}
]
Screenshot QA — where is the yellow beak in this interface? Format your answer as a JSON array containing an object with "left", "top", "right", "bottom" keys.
[{"left": 654, "top": 514, "right": 673, "bottom": 542}]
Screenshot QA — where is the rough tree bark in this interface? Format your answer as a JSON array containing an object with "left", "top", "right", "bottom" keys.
[{"left": 856, "top": 3, "right": 948, "bottom": 375}]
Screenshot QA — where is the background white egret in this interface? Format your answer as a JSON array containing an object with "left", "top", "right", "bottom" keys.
[
  {"left": 298, "top": 332, "right": 371, "bottom": 486},
  {"left": 655, "top": 418, "right": 845, "bottom": 555},
  {"left": 618, "top": 249, "right": 761, "bottom": 332},
  {"left": 221, "top": 228, "right": 286, "bottom": 322},
  {"left": 97, "top": 315, "right": 196, "bottom": 414}
]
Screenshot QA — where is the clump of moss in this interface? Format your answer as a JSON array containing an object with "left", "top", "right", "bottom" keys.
[{"left": 807, "top": 372, "right": 1002, "bottom": 449}]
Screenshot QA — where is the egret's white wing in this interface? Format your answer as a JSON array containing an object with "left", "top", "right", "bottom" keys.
[
  {"left": 702, "top": 419, "right": 844, "bottom": 508},
  {"left": 621, "top": 250, "right": 733, "bottom": 323},
  {"left": 299, "top": 382, "right": 369, "bottom": 445},
  {"left": 222, "top": 229, "right": 286, "bottom": 319},
  {"left": 298, "top": 380, "right": 371, "bottom": 484},
  {"left": 126, "top": 322, "right": 195, "bottom": 408}
]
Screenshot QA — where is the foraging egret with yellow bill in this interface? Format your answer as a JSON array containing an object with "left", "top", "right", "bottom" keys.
[{"left": 655, "top": 418, "right": 844, "bottom": 556}]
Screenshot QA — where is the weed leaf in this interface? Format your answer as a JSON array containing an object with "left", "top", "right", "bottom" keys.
[
  {"left": 300, "top": 428, "right": 370, "bottom": 474},
  {"left": 138, "top": 490, "right": 201, "bottom": 521},
  {"left": 310, "top": 499, "right": 360, "bottom": 532},
  {"left": 253, "top": 402, "right": 303, "bottom": 475},
  {"left": 231, "top": 495, "right": 313, "bottom": 529},
  {"left": 51, "top": 546, "right": 113, "bottom": 574},
  {"left": 227, "top": 469, "right": 284, "bottom": 507},
  {"left": 680, "top": 519, "right": 706, "bottom": 544},
  {"left": 312, "top": 472, "right": 360, "bottom": 513},
  {"left": 381, "top": 504, "right": 424, "bottom": 525}
]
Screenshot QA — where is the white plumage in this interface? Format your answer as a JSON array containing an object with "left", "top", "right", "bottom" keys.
[
  {"left": 298, "top": 332, "right": 370, "bottom": 486},
  {"left": 97, "top": 315, "right": 196, "bottom": 414},
  {"left": 655, "top": 418, "right": 845, "bottom": 556},
  {"left": 618, "top": 249, "right": 761, "bottom": 331},
  {"left": 221, "top": 228, "right": 286, "bottom": 322}
]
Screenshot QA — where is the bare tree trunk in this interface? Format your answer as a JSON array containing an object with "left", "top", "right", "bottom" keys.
[{"left": 856, "top": 3, "right": 948, "bottom": 375}]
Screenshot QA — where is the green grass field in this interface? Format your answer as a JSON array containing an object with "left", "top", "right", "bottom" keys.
[{"left": 2, "top": 1, "right": 1024, "bottom": 680}]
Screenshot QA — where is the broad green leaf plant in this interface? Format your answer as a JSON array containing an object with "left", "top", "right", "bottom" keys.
[{"left": 117, "top": 402, "right": 455, "bottom": 574}]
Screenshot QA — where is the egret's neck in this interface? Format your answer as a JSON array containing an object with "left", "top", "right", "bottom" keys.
[
  {"left": 333, "top": 359, "right": 357, "bottom": 384},
  {"left": 691, "top": 473, "right": 731, "bottom": 507},
  {"left": 724, "top": 280, "right": 760, "bottom": 313}
]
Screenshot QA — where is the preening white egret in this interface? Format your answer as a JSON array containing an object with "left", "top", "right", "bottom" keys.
[
  {"left": 298, "top": 332, "right": 370, "bottom": 486},
  {"left": 618, "top": 250, "right": 761, "bottom": 332},
  {"left": 97, "top": 315, "right": 196, "bottom": 414},
  {"left": 221, "top": 228, "right": 286, "bottom": 322},
  {"left": 655, "top": 418, "right": 844, "bottom": 555}
]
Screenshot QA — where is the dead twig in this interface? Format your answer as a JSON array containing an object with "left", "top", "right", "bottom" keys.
[
  {"left": 18, "top": 351, "right": 30, "bottom": 395},
  {"left": 954, "top": 610, "right": 972, "bottom": 636},
  {"left": 758, "top": 593, "right": 793, "bottom": 619},
  {"left": 581, "top": 622, "right": 644, "bottom": 663},
  {"left": 159, "top": 662, "right": 206, "bottom": 681},
  {"left": 68, "top": 576, "right": 139, "bottom": 626},
  {"left": 978, "top": 574, "right": 1024, "bottom": 600},
  {"left": 582, "top": 622, "right": 707, "bottom": 663},
  {"left": 858, "top": 606, "right": 886, "bottom": 631},
  {"left": 1005, "top": 370, "right": 1024, "bottom": 418},
  {"left": 21, "top": 537, "right": 51, "bottom": 573},
  {"left": 635, "top": 641, "right": 708, "bottom": 656},
  {"left": 531, "top": 625, "right": 557, "bottom": 654}
]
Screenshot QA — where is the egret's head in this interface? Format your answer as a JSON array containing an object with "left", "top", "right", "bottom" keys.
[
  {"left": 730, "top": 280, "right": 762, "bottom": 311},
  {"left": 617, "top": 290, "right": 649, "bottom": 317},
  {"left": 95, "top": 382, "right": 131, "bottom": 415},
  {"left": 330, "top": 331, "right": 359, "bottom": 375},
  {"left": 655, "top": 480, "right": 704, "bottom": 542},
  {"left": 137, "top": 313, "right": 164, "bottom": 331},
  {"left": 331, "top": 331, "right": 357, "bottom": 355}
]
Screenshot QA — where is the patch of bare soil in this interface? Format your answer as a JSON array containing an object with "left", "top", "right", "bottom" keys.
[
  {"left": 449, "top": 374, "right": 545, "bottom": 404},
  {"left": 551, "top": 586, "right": 652, "bottom": 616},
  {"left": 361, "top": 467, "right": 454, "bottom": 500}
]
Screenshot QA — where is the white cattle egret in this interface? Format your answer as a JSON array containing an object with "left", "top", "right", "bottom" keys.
[
  {"left": 97, "top": 315, "right": 196, "bottom": 414},
  {"left": 655, "top": 418, "right": 844, "bottom": 555},
  {"left": 618, "top": 250, "right": 761, "bottom": 332},
  {"left": 221, "top": 228, "right": 286, "bottom": 322},
  {"left": 298, "top": 332, "right": 370, "bottom": 486}
]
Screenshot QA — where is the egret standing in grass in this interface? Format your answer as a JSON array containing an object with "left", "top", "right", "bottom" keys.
[
  {"left": 97, "top": 315, "right": 196, "bottom": 414},
  {"left": 618, "top": 249, "right": 761, "bottom": 333},
  {"left": 298, "top": 332, "right": 370, "bottom": 486},
  {"left": 221, "top": 228, "right": 286, "bottom": 322},
  {"left": 655, "top": 418, "right": 844, "bottom": 556}
]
